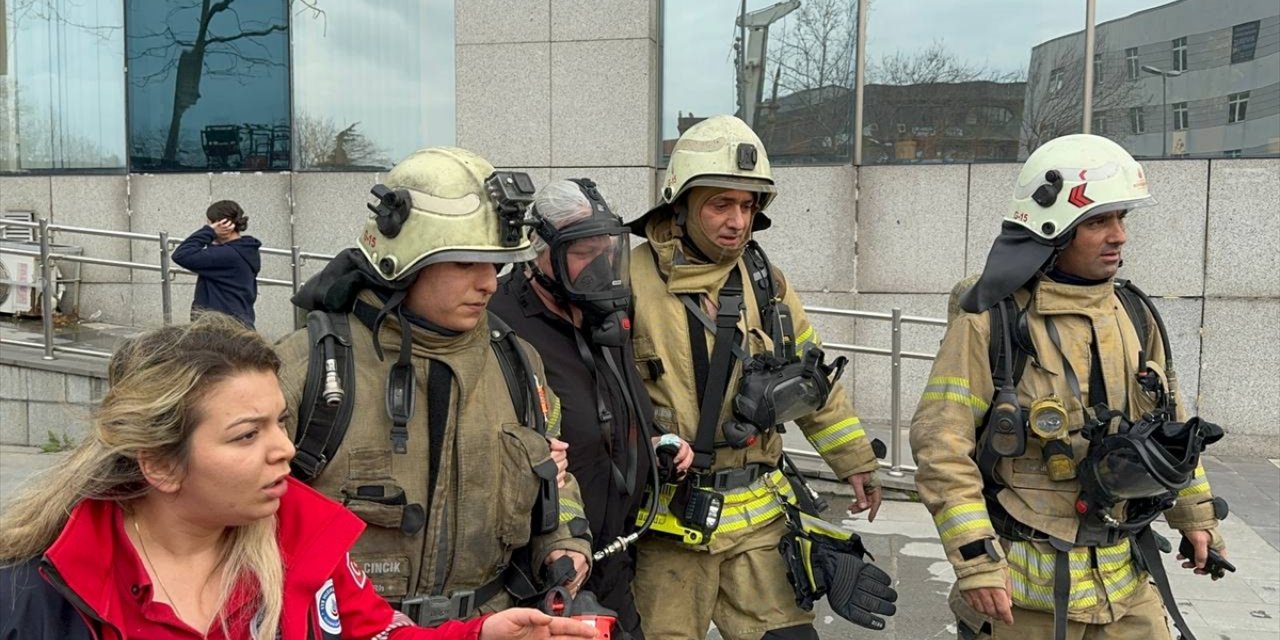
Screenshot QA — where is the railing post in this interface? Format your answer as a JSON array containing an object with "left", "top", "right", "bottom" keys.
[
  {"left": 888, "top": 307, "right": 905, "bottom": 476},
  {"left": 38, "top": 218, "right": 55, "bottom": 360},
  {"left": 158, "top": 232, "right": 173, "bottom": 325},
  {"left": 291, "top": 245, "right": 304, "bottom": 330}
]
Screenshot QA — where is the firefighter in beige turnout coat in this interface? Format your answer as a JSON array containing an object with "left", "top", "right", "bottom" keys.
[
  {"left": 628, "top": 116, "right": 883, "bottom": 640},
  {"left": 911, "top": 135, "right": 1228, "bottom": 640},
  {"left": 277, "top": 148, "right": 592, "bottom": 623}
]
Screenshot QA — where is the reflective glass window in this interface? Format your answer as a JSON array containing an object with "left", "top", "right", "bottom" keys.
[
  {"left": 126, "top": 0, "right": 289, "bottom": 171},
  {"left": 1, "top": 0, "right": 126, "bottom": 172},
  {"left": 292, "top": 0, "right": 455, "bottom": 170},
  {"left": 1095, "top": 0, "right": 1279, "bottom": 159},
  {"left": 660, "top": 0, "right": 860, "bottom": 166},
  {"left": 862, "top": 2, "right": 1084, "bottom": 163}
]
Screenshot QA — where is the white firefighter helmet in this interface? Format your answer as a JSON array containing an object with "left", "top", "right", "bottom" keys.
[{"left": 357, "top": 147, "right": 536, "bottom": 282}]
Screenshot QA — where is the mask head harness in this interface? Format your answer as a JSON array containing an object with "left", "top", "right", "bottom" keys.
[{"left": 527, "top": 178, "right": 633, "bottom": 347}]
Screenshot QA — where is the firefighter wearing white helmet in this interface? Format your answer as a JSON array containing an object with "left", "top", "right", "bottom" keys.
[
  {"left": 915, "top": 134, "right": 1231, "bottom": 640},
  {"left": 628, "top": 115, "right": 896, "bottom": 640},
  {"left": 275, "top": 147, "right": 594, "bottom": 625}
]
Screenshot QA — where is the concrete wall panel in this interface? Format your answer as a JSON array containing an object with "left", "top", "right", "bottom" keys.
[
  {"left": 1149, "top": 296, "right": 1204, "bottom": 417},
  {"left": 858, "top": 165, "right": 968, "bottom": 293},
  {"left": 0, "top": 400, "right": 28, "bottom": 446},
  {"left": 210, "top": 173, "right": 293, "bottom": 280},
  {"left": 551, "top": 39, "right": 654, "bottom": 167},
  {"left": 965, "top": 164, "right": 1019, "bottom": 276},
  {"left": 291, "top": 172, "right": 382, "bottom": 280},
  {"left": 1205, "top": 159, "right": 1280, "bottom": 297},
  {"left": 49, "top": 176, "right": 129, "bottom": 286},
  {"left": 0, "top": 176, "right": 51, "bottom": 221},
  {"left": 75, "top": 283, "right": 132, "bottom": 326},
  {"left": 850, "top": 293, "right": 949, "bottom": 429},
  {"left": 1199, "top": 297, "right": 1280, "bottom": 457},
  {"left": 255, "top": 284, "right": 299, "bottom": 342},
  {"left": 548, "top": 167, "right": 653, "bottom": 224},
  {"left": 551, "top": 0, "right": 655, "bottom": 41},
  {"left": 457, "top": 43, "right": 551, "bottom": 167},
  {"left": 456, "top": 0, "right": 549, "bottom": 45},
  {"left": 1119, "top": 160, "right": 1208, "bottom": 297},
  {"left": 766, "top": 166, "right": 857, "bottom": 295}
]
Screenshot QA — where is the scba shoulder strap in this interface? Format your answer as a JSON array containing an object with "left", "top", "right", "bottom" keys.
[{"left": 292, "top": 308, "right": 548, "bottom": 484}]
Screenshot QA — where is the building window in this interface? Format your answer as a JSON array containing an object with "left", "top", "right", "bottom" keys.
[
  {"left": 1, "top": 1, "right": 126, "bottom": 172},
  {"left": 1224, "top": 149, "right": 1242, "bottom": 158},
  {"left": 1228, "top": 91, "right": 1250, "bottom": 123},
  {"left": 1231, "top": 21, "right": 1260, "bottom": 63},
  {"left": 1092, "top": 112, "right": 1107, "bottom": 135},
  {"left": 1171, "top": 36, "right": 1187, "bottom": 72},
  {"left": 126, "top": 0, "right": 290, "bottom": 171},
  {"left": 292, "top": 1, "right": 456, "bottom": 170},
  {"left": 1049, "top": 68, "right": 1065, "bottom": 94},
  {"left": 1129, "top": 107, "right": 1145, "bottom": 134},
  {"left": 1093, "top": 53, "right": 1102, "bottom": 86},
  {"left": 1126, "top": 47, "right": 1140, "bottom": 80},
  {"left": 1172, "top": 102, "right": 1189, "bottom": 130}
]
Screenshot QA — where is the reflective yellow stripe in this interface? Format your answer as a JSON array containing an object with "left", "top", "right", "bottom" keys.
[
  {"left": 1006, "top": 541, "right": 1139, "bottom": 613},
  {"left": 922, "top": 376, "right": 990, "bottom": 425},
  {"left": 558, "top": 497, "right": 585, "bottom": 523},
  {"left": 795, "top": 326, "right": 816, "bottom": 357},
  {"left": 933, "top": 503, "right": 992, "bottom": 543},
  {"left": 1178, "top": 464, "right": 1209, "bottom": 497},
  {"left": 806, "top": 417, "right": 865, "bottom": 455},
  {"left": 716, "top": 471, "right": 795, "bottom": 533},
  {"left": 546, "top": 396, "right": 563, "bottom": 438}
]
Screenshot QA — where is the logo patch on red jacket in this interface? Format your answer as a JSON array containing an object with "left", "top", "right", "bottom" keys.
[{"left": 347, "top": 553, "right": 368, "bottom": 589}]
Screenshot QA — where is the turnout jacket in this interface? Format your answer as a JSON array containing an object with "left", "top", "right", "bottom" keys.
[
  {"left": 277, "top": 291, "right": 591, "bottom": 607},
  {"left": 0, "top": 477, "right": 487, "bottom": 640},
  {"left": 910, "top": 278, "right": 1222, "bottom": 624},
  {"left": 629, "top": 217, "right": 880, "bottom": 553}
]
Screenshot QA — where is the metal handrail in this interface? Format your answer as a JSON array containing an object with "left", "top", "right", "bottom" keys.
[{"left": 1, "top": 218, "right": 941, "bottom": 477}]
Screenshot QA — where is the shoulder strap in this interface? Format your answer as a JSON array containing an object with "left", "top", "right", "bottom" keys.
[
  {"left": 488, "top": 312, "right": 546, "bottom": 435},
  {"left": 292, "top": 310, "right": 356, "bottom": 482},
  {"left": 691, "top": 269, "right": 745, "bottom": 470},
  {"left": 1113, "top": 279, "right": 1150, "bottom": 351},
  {"left": 987, "top": 297, "right": 1029, "bottom": 391},
  {"left": 744, "top": 241, "right": 795, "bottom": 356}
]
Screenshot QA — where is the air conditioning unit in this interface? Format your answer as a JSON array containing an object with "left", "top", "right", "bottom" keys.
[{"left": 0, "top": 248, "right": 38, "bottom": 315}]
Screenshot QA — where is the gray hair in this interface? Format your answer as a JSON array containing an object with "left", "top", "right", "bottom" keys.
[{"left": 529, "top": 180, "right": 601, "bottom": 254}]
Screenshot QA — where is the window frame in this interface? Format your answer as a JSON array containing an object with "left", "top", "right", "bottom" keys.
[
  {"left": 1231, "top": 21, "right": 1261, "bottom": 64},
  {"left": 1227, "top": 91, "right": 1250, "bottom": 124},
  {"left": 1172, "top": 101, "right": 1189, "bottom": 130},
  {"left": 1125, "top": 47, "right": 1140, "bottom": 81},
  {"left": 1129, "top": 106, "right": 1145, "bottom": 134},
  {"left": 1172, "top": 36, "right": 1188, "bottom": 72}
]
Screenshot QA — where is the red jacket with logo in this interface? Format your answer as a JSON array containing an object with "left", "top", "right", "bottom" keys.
[{"left": 0, "top": 477, "right": 487, "bottom": 640}]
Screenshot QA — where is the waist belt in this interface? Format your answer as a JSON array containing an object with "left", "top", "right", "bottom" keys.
[
  {"left": 398, "top": 574, "right": 505, "bottom": 626},
  {"left": 697, "top": 463, "right": 774, "bottom": 492},
  {"left": 986, "top": 494, "right": 1128, "bottom": 548}
]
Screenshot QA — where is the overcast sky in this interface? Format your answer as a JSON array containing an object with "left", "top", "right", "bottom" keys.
[{"left": 661, "top": 0, "right": 1172, "bottom": 137}]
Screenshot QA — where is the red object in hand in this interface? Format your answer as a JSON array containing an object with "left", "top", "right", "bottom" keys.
[{"left": 541, "top": 588, "right": 618, "bottom": 640}]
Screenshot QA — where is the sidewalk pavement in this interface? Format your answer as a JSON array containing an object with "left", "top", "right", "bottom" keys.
[{"left": 2, "top": 445, "right": 1277, "bottom": 639}]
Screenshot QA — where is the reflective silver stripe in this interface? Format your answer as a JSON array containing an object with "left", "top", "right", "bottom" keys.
[
  {"left": 933, "top": 503, "right": 992, "bottom": 543},
  {"left": 806, "top": 417, "right": 865, "bottom": 455},
  {"left": 921, "top": 376, "right": 989, "bottom": 424}
]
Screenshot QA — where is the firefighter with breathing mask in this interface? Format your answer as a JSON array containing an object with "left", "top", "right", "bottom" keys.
[{"left": 912, "top": 134, "right": 1232, "bottom": 640}]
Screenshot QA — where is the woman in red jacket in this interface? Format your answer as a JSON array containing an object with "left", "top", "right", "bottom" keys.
[{"left": 0, "top": 314, "right": 596, "bottom": 640}]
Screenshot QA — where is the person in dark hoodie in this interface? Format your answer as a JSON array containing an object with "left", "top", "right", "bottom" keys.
[{"left": 172, "top": 200, "right": 262, "bottom": 328}]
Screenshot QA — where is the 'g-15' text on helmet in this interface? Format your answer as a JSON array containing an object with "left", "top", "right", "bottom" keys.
[
  {"left": 1008, "top": 134, "right": 1152, "bottom": 242},
  {"left": 357, "top": 147, "right": 537, "bottom": 283},
  {"left": 633, "top": 115, "right": 778, "bottom": 232}
]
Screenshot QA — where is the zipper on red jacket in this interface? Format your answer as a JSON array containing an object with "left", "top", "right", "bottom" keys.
[{"left": 39, "top": 558, "right": 107, "bottom": 640}]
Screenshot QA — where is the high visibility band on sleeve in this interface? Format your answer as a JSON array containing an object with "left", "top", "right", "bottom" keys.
[
  {"left": 558, "top": 497, "right": 585, "bottom": 523},
  {"left": 933, "top": 502, "right": 993, "bottom": 543},
  {"left": 1178, "top": 475, "right": 1210, "bottom": 497},
  {"left": 921, "top": 376, "right": 990, "bottom": 425},
  {"left": 806, "top": 417, "right": 865, "bottom": 455},
  {"left": 795, "top": 326, "right": 816, "bottom": 357},
  {"left": 546, "top": 396, "right": 563, "bottom": 438}
]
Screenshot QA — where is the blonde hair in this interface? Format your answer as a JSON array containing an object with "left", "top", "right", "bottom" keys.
[{"left": 0, "top": 313, "right": 284, "bottom": 639}]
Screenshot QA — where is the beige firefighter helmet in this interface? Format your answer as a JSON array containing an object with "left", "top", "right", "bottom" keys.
[
  {"left": 1008, "top": 134, "right": 1152, "bottom": 242},
  {"left": 357, "top": 147, "right": 536, "bottom": 282},
  {"left": 632, "top": 115, "right": 778, "bottom": 232}
]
